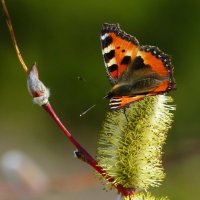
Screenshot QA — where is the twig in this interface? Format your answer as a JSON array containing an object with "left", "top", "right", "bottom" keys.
[
  {"left": 2, "top": 0, "right": 28, "bottom": 74},
  {"left": 43, "top": 103, "right": 134, "bottom": 196},
  {"left": 1, "top": 0, "right": 135, "bottom": 197}
]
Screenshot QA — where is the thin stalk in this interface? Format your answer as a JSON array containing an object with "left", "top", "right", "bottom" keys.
[
  {"left": 2, "top": 0, "right": 135, "bottom": 196},
  {"left": 2, "top": 0, "right": 29, "bottom": 74},
  {"left": 43, "top": 103, "right": 134, "bottom": 196}
]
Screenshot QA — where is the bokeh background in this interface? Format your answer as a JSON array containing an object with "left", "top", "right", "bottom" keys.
[{"left": 0, "top": 0, "right": 200, "bottom": 199}]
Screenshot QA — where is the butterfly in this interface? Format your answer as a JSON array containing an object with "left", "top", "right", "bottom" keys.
[{"left": 101, "top": 23, "right": 175, "bottom": 110}]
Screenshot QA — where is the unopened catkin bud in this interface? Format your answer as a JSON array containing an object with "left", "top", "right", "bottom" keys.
[{"left": 27, "top": 63, "right": 50, "bottom": 106}]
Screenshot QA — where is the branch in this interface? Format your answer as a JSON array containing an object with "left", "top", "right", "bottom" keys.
[
  {"left": 2, "top": 0, "right": 28, "bottom": 74},
  {"left": 1, "top": 0, "right": 134, "bottom": 197}
]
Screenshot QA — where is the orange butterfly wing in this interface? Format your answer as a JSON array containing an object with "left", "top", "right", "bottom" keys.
[
  {"left": 138, "top": 45, "right": 175, "bottom": 93},
  {"left": 101, "top": 23, "right": 139, "bottom": 85}
]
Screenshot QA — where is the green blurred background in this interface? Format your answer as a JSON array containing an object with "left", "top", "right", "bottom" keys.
[{"left": 0, "top": 0, "right": 200, "bottom": 199}]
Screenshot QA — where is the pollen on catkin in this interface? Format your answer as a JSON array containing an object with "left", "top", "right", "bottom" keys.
[{"left": 97, "top": 95, "right": 175, "bottom": 191}]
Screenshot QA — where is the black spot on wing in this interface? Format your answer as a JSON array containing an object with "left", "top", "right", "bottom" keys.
[
  {"left": 108, "top": 64, "right": 118, "bottom": 72},
  {"left": 102, "top": 35, "right": 113, "bottom": 49},
  {"left": 104, "top": 50, "right": 115, "bottom": 63},
  {"left": 121, "top": 56, "right": 131, "bottom": 65},
  {"left": 131, "top": 56, "right": 147, "bottom": 70}
]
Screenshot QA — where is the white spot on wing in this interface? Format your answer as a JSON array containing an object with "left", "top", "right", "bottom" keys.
[
  {"left": 101, "top": 33, "right": 108, "bottom": 40},
  {"left": 103, "top": 45, "right": 113, "bottom": 54},
  {"left": 107, "top": 57, "right": 117, "bottom": 67}
]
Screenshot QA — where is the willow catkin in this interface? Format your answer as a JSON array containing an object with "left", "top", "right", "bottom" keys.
[{"left": 97, "top": 95, "right": 175, "bottom": 193}]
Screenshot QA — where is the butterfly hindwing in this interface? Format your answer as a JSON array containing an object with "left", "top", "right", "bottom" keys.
[
  {"left": 101, "top": 23, "right": 139, "bottom": 85},
  {"left": 138, "top": 45, "right": 175, "bottom": 93}
]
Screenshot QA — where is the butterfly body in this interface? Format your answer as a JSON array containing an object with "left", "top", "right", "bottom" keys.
[{"left": 101, "top": 23, "right": 175, "bottom": 110}]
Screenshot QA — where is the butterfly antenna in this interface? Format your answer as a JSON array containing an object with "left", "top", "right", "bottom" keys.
[
  {"left": 80, "top": 94, "right": 108, "bottom": 117},
  {"left": 80, "top": 104, "right": 96, "bottom": 117},
  {"left": 2, "top": 0, "right": 29, "bottom": 74}
]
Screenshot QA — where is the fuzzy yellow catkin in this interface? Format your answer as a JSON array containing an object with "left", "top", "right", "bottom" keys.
[{"left": 97, "top": 95, "right": 175, "bottom": 193}]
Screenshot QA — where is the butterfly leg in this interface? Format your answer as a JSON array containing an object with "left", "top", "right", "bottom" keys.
[{"left": 123, "top": 107, "right": 129, "bottom": 122}]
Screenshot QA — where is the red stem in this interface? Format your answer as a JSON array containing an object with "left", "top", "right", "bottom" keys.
[
  {"left": 2, "top": 0, "right": 134, "bottom": 196},
  {"left": 43, "top": 102, "right": 134, "bottom": 196}
]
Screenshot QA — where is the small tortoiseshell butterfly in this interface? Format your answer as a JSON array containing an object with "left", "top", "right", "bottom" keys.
[{"left": 101, "top": 23, "right": 175, "bottom": 110}]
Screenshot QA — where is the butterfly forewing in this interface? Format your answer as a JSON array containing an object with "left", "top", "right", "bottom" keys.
[{"left": 101, "top": 23, "right": 139, "bottom": 85}]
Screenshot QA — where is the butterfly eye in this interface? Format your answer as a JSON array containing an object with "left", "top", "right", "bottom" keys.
[
  {"left": 116, "top": 46, "right": 120, "bottom": 49},
  {"left": 122, "top": 49, "right": 125, "bottom": 52}
]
